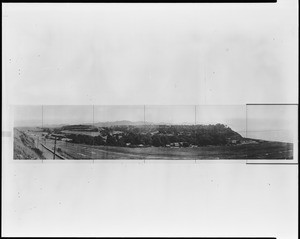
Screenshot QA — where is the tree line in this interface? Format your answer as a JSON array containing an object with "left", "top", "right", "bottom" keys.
[{"left": 65, "top": 124, "right": 242, "bottom": 147}]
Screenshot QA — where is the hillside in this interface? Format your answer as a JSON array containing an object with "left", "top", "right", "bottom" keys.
[
  {"left": 14, "top": 129, "right": 45, "bottom": 159},
  {"left": 45, "top": 123, "right": 245, "bottom": 147}
]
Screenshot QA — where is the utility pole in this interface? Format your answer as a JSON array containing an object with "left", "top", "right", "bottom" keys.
[{"left": 53, "top": 136, "right": 57, "bottom": 159}]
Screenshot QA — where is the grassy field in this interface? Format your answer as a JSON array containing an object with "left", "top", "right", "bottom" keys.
[
  {"left": 28, "top": 138, "right": 294, "bottom": 160},
  {"left": 14, "top": 128, "right": 293, "bottom": 160},
  {"left": 88, "top": 142, "right": 293, "bottom": 159}
]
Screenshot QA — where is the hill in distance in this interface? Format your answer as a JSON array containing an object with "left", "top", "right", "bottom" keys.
[{"left": 94, "top": 120, "right": 148, "bottom": 127}]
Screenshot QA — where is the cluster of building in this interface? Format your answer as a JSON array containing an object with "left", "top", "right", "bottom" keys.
[{"left": 46, "top": 133, "right": 72, "bottom": 142}]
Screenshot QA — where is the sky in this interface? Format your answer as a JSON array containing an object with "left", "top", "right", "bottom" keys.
[
  {"left": 196, "top": 105, "right": 246, "bottom": 134},
  {"left": 43, "top": 105, "right": 93, "bottom": 126},
  {"left": 94, "top": 105, "right": 144, "bottom": 123},
  {"left": 13, "top": 105, "right": 43, "bottom": 127},
  {"left": 14, "top": 105, "right": 242, "bottom": 127},
  {"left": 246, "top": 105, "right": 298, "bottom": 143},
  {"left": 145, "top": 105, "right": 195, "bottom": 125}
]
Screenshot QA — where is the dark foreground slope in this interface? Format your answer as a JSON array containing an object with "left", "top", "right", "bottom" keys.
[{"left": 14, "top": 129, "right": 45, "bottom": 159}]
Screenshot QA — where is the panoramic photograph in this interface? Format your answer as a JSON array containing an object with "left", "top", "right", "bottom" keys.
[
  {"left": 13, "top": 105, "right": 295, "bottom": 160},
  {"left": 3, "top": 2, "right": 298, "bottom": 238}
]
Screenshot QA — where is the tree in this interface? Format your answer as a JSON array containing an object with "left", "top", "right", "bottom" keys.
[
  {"left": 160, "top": 135, "right": 170, "bottom": 146},
  {"left": 152, "top": 135, "right": 162, "bottom": 147},
  {"left": 94, "top": 136, "right": 105, "bottom": 145},
  {"left": 106, "top": 135, "right": 117, "bottom": 146},
  {"left": 143, "top": 134, "right": 152, "bottom": 146}
]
